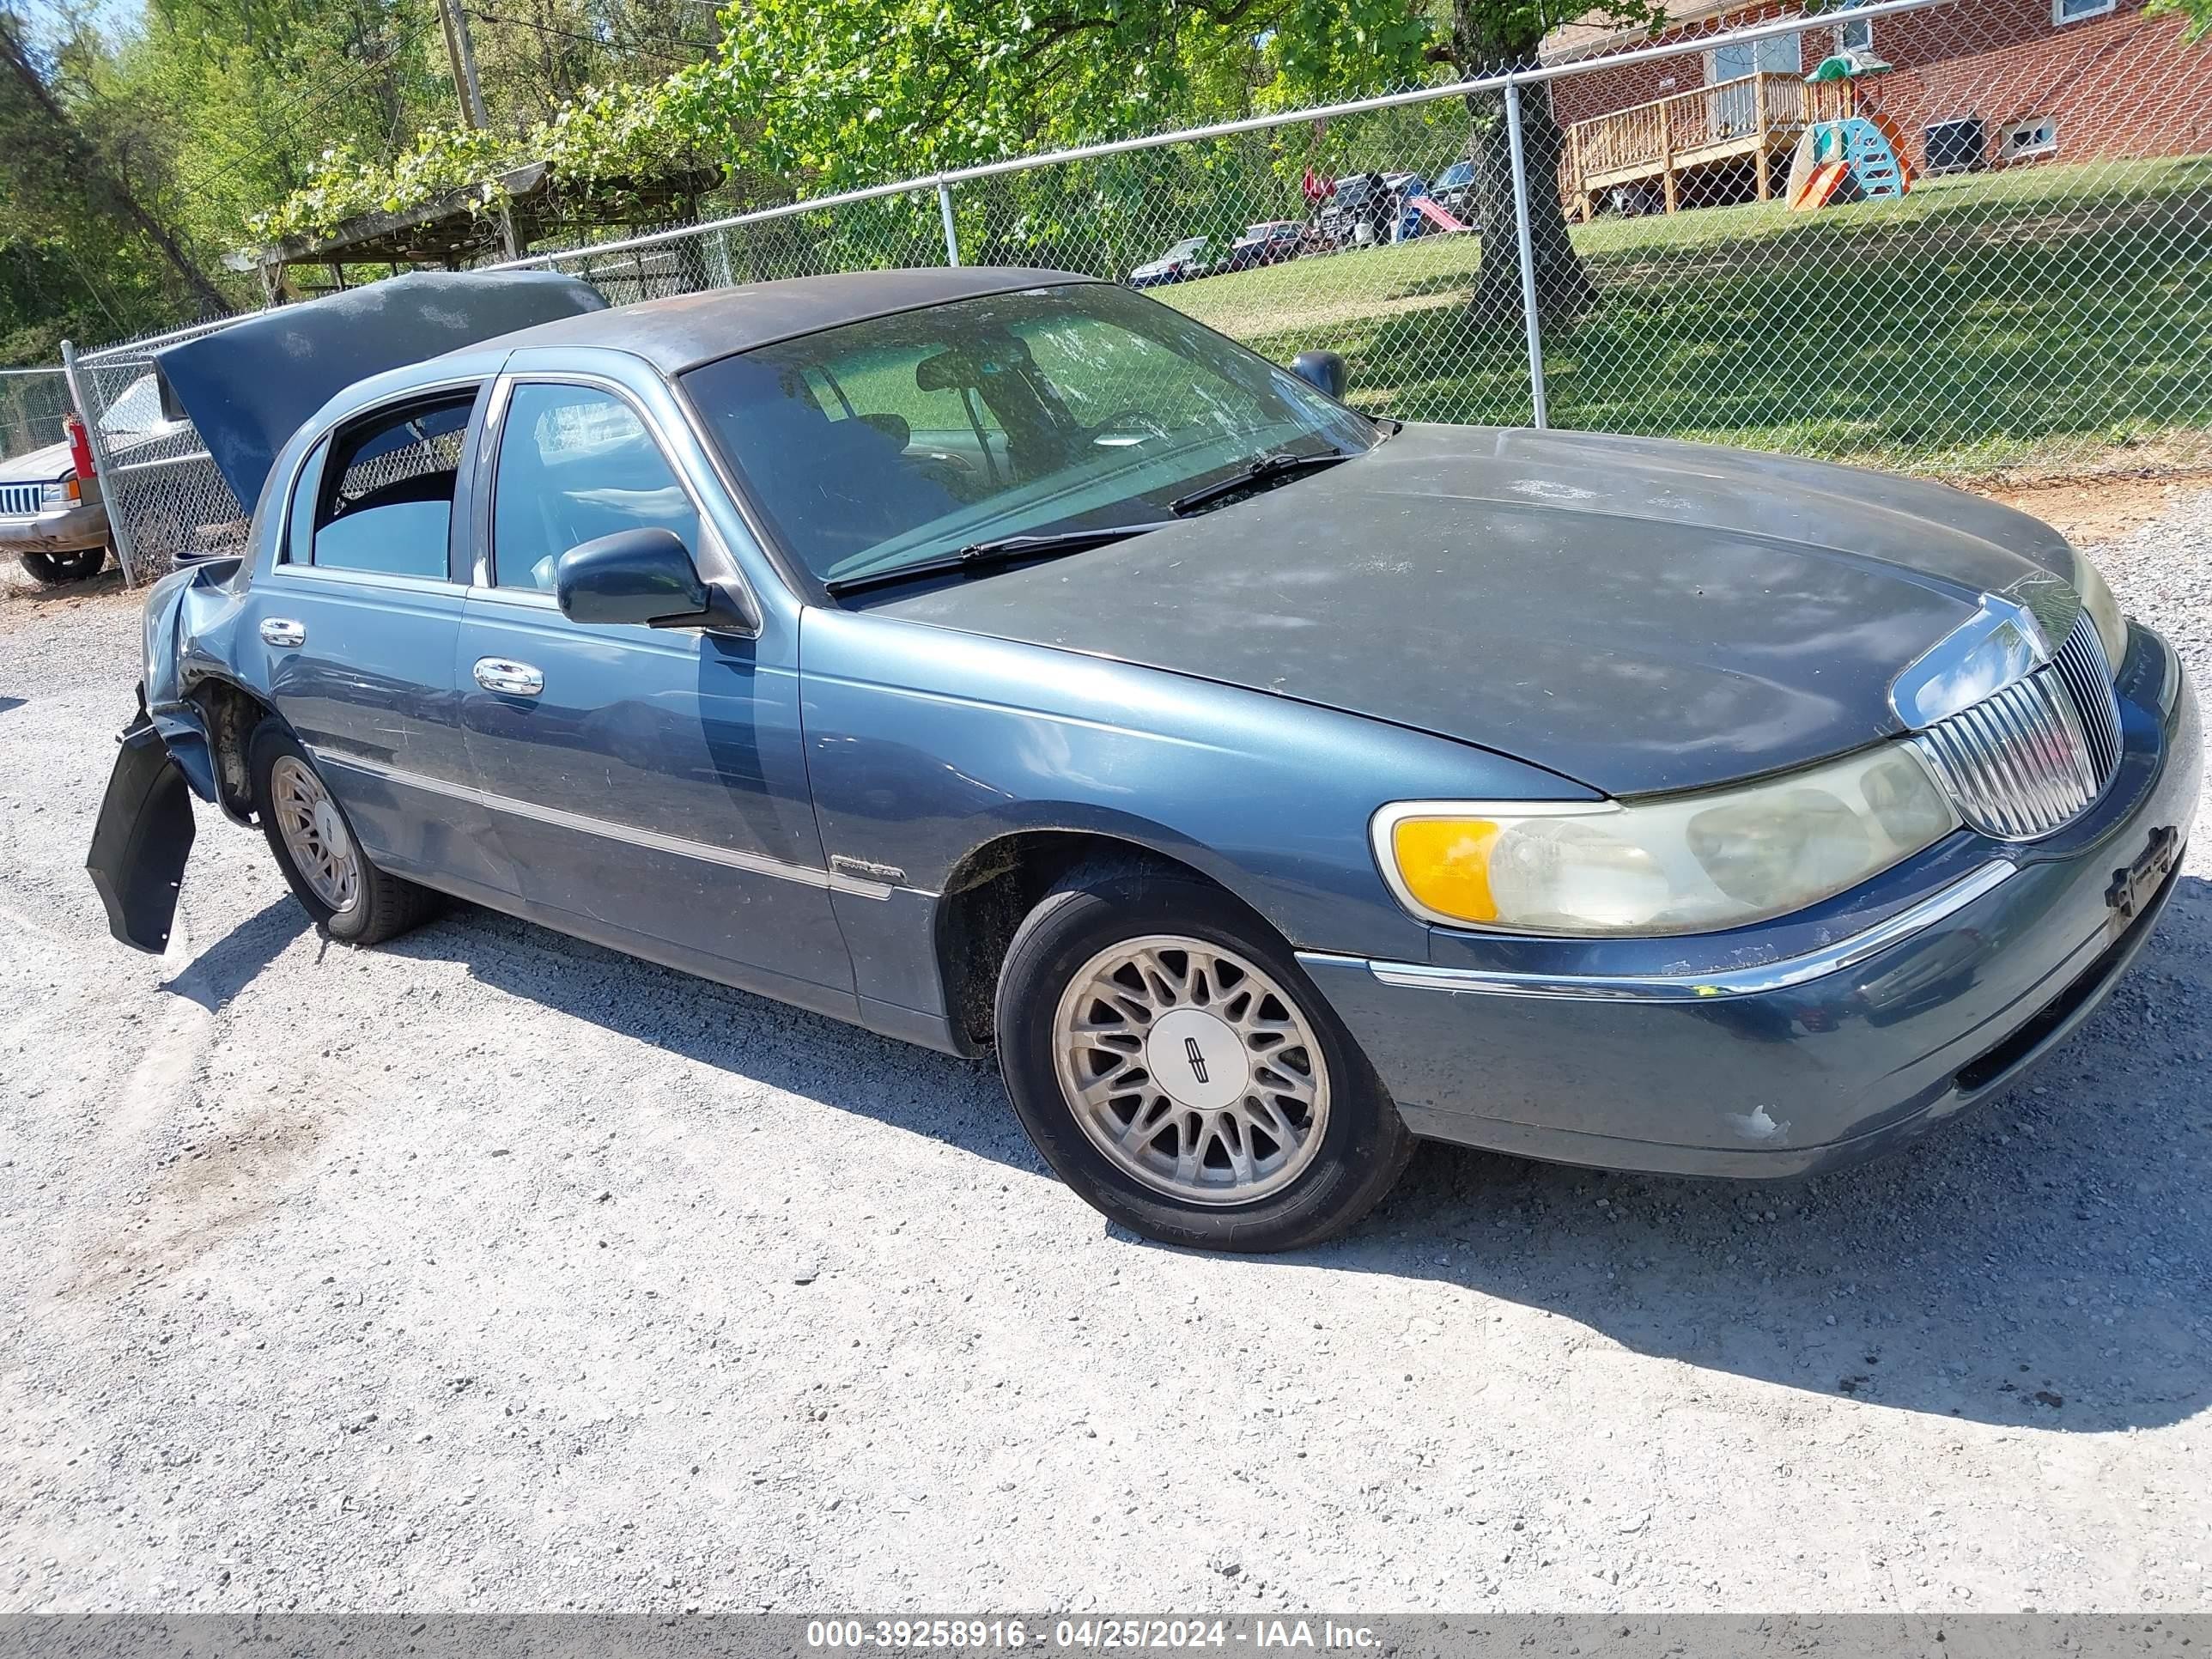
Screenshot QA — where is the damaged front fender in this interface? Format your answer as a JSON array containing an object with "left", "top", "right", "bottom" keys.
[
  {"left": 86, "top": 556, "right": 250, "bottom": 953},
  {"left": 86, "top": 701, "right": 197, "bottom": 954}
]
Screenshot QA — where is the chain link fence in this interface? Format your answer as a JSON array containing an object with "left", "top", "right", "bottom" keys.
[
  {"left": 64, "top": 317, "right": 256, "bottom": 584},
  {"left": 57, "top": 0, "right": 2212, "bottom": 585},
  {"left": 0, "top": 368, "right": 73, "bottom": 463}
]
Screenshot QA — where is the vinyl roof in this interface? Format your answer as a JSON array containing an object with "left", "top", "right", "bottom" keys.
[{"left": 477, "top": 265, "right": 1103, "bottom": 373}]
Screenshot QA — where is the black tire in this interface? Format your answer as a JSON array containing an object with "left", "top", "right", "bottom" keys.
[
  {"left": 994, "top": 864, "right": 1415, "bottom": 1252},
  {"left": 17, "top": 548, "right": 106, "bottom": 585},
  {"left": 247, "top": 718, "right": 438, "bottom": 945}
]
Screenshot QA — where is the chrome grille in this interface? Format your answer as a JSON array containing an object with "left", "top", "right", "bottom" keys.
[
  {"left": 1911, "top": 612, "right": 2122, "bottom": 841},
  {"left": 2050, "top": 610, "right": 2124, "bottom": 780},
  {"left": 0, "top": 483, "right": 41, "bottom": 518}
]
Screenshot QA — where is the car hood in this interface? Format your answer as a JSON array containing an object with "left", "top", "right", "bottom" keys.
[
  {"left": 866, "top": 423, "right": 2085, "bottom": 796},
  {"left": 0, "top": 439, "right": 70, "bottom": 483}
]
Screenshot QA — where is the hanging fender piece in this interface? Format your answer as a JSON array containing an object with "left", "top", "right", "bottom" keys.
[{"left": 85, "top": 697, "right": 198, "bottom": 955}]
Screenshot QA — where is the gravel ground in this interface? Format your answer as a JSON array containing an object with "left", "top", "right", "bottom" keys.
[{"left": 2, "top": 486, "right": 2209, "bottom": 1615}]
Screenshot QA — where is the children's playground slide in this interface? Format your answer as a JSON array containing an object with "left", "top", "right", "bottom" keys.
[
  {"left": 1411, "top": 197, "right": 1468, "bottom": 234},
  {"left": 1785, "top": 114, "right": 1914, "bottom": 211}
]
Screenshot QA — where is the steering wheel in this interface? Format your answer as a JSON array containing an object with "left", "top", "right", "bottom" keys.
[{"left": 1087, "top": 409, "right": 1171, "bottom": 445}]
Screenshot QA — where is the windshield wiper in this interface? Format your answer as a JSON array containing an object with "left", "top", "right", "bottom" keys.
[
  {"left": 1169, "top": 449, "right": 1355, "bottom": 516},
  {"left": 823, "top": 521, "right": 1176, "bottom": 598}
]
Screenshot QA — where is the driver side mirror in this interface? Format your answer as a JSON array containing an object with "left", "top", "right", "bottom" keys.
[
  {"left": 1291, "top": 349, "right": 1348, "bottom": 399},
  {"left": 555, "top": 527, "right": 757, "bottom": 634}
]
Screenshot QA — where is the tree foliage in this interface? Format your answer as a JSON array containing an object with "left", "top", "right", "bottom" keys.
[{"left": 2143, "top": 0, "right": 2211, "bottom": 40}]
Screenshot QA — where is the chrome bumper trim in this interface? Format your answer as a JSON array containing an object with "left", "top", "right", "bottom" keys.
[{"left": 1312, "top": 860, "right": 2020, "bottom": 1003}]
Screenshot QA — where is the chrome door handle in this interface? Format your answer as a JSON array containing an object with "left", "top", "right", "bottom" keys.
[
  {"left": 473, "top": 657, "right": 544, "bottom": 696},
  {"left": 259, "top": 617, "right": 306, "bottom": 647}
]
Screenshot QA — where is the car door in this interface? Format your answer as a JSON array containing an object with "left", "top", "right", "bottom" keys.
[
  {"left": 453, "top": 373, "right": 851, "bottom": 1005},
  {"left": 252, "top": 381, "right": 511, "bottom": 898}
]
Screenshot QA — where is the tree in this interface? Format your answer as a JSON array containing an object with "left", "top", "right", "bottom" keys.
[
  {"left": 667, "top": 0, "right": 1654, "bottom": 324},
  {"left": 2143, "top": 0, "right": 2211, "bottom": 39},
  {"left": 0, "top": 8, "right": 235, "bottom": 317},
  {"left": 1433, "top": 0, "right": 1660, "bottom": 325}
]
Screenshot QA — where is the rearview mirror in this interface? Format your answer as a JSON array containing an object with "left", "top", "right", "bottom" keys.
[
  {"left": 555, "top": 527, "right": 756, "bottom": 634},
  {"left": 915, "top": 334, "right": 1036, "bottom": 392},
  {"left": 1291, "top": 349, "right": 1348, "bottom": 399}
]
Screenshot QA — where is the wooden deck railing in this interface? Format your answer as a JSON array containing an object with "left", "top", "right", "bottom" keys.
[{"left": 1559, "top": 72, "right": 1852, "bottom": 213}]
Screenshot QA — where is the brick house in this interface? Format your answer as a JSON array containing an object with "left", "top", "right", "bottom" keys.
[{"left": 1543, "top": 0, "right": 2212, "bottom": 216}]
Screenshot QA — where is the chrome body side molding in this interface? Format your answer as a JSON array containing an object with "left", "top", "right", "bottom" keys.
[{"left": 312, "top": 749, "right": 921, "bottom": 900}]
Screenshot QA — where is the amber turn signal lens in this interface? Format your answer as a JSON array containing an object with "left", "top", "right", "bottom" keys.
[{"left": 1390, "top": 817, "right": 1501, "bottom": 925}]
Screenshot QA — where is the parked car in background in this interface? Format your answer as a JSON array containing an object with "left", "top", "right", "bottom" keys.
[
  {"left": 0, "top": 373, "right": 198, "bottom": 585},
  {"left": 1225, "top": 220, "right": 1304, "bottom": 271},
  {"left": 1318, "top": 172, "right": 1393, "bottom": 248},
  {"left": 94, "top": 265, "right": 2198, "bottom": 1255},
  {"left": 1433, "top": 160, "right": 1477, "bottom": 220},
  {"left": 1316, "top": 173, "right": 1435, "bottom": 247},
  {"left": 1127, "top": 235, "right": 1222, "bottom": 289}
]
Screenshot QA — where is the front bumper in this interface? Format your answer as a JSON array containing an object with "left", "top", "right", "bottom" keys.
[
  {"left": 0, "top": 499, "right": 107, "bottom": 554},
  {"left": 1299, "top": 622, "right": 2201, "bottom": 1179}
]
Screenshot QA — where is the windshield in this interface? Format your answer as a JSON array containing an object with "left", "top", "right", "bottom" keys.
[
  {"left": 99, "top": 375, "right": 167, "bottom": 438},
  {"left": 680, "top": 282, "right": 1378, "bottom": 591}
]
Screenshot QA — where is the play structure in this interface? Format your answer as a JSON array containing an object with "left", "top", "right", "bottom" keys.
[
  {"left": 1409, "top": 197, "right": 1468, "bottom": 234},
  {"left": 1785, "top": 52, "right": 1916, "bottom": 212}
]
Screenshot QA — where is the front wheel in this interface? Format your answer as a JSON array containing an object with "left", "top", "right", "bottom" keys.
[
  {"left": 994, "top": 866, "right": 1415, "bottom": 1252},
  {"left": 17, "top": 548, "right": 106, "bottom": 585},
  {"left": 248, "top": 719, "right": 438, "bottom": 945}
]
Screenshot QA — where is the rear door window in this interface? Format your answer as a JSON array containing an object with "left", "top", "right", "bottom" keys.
[{"left": 308, "top": 393, "right": 476, "bottom": 579}]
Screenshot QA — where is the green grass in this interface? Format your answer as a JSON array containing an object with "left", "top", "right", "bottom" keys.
[{"left": 1162, "top": 156, "right": 2212, "bottom": 480}]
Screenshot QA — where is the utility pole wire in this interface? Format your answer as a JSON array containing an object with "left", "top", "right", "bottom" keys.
[
  {"left": 171, "top": 20, "right": 436, "bottom": 204},
  {"left": 463, "top": 6, "right": 715, "bottom": 65}
]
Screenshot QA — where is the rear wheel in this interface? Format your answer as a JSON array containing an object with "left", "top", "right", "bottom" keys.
[
  {"left": 248, "top": 719, "right": 438, "bottom": 945},
  {"left": 17, "top": 548, "right": 106, "bottom": 585},
  {"left": 994, "top": 866, "right": 1414, "bottom": 1252}
]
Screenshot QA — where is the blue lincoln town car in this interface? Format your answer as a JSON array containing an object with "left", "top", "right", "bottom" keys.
[{"left": 89, "top": 266, "right": 2197, "bottom": 1251}]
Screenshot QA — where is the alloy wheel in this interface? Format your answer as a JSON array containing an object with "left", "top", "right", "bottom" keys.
[
  {"left": 270, "top": 755, "right": 361, "bottom": 915},
  {"left": 1050, "top": 933, "right": 1331, "bottom": 1206}
]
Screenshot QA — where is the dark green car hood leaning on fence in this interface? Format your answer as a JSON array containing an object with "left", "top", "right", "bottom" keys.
[{"left": 867, "top": 423, "right": 2087, "bottom": 798}]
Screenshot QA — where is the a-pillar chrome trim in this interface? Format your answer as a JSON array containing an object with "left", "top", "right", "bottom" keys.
[{"left": 1302, "top": 860, "right": 2019, "bottom": 1003}]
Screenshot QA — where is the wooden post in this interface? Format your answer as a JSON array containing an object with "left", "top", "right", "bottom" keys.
[
  {"left": 1659, "top": 97, "right": 1678, "bottom": 214},
  {"left": 1753, "top": 76, "right": 1773, "bottom": 202},
  {"left": 1570, "top": 125, "right": 1591, "bottom": 222}
]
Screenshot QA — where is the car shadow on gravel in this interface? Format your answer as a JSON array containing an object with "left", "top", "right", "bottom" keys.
[
  {"left": 179, "top": 875, "right": 2209, "bottom": 1433},
  {"left": 384, "top": 902, "right": 1036, "bottom": 1170},
  {"left": 1316, "top": 876, "right": 2212, "bottom": 1432},
  {"left": 161, "top": 900, "right": 311, "bottom": 1011}
]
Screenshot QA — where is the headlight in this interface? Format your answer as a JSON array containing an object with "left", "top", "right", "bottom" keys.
[
  {"left": 40, "top": 477, "right": 80, "bottom": 507},
  {"left": 2071, "top": 549, "right": 2127, "bottom": 667},
  {"left": 1375, "top": 744, "right": 1960, "bottom": 937}
]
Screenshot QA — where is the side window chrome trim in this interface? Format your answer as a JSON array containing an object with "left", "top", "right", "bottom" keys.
[
  {"left": 481, "top": 369, "right": 761, "bottom": 634},
  {"left": 462, "top": 583, "right": 559, "bottom": 611},
  {"left": 263, "top": 566, "right": 466, "bottom": 599}
]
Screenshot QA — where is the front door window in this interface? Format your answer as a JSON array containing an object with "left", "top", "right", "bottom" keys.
[{"left": 491, "top": 383, "right": 702, "bottom": 591}]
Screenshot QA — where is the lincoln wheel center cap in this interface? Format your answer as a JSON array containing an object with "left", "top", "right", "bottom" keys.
[{"left": 1144, "top": 1007, "right": 1251, "bottom": 1112}]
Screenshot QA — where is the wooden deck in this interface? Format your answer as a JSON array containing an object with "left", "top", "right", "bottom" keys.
[{"left": 1559, "top": 72, "right": 1853, "bottom": 220}]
